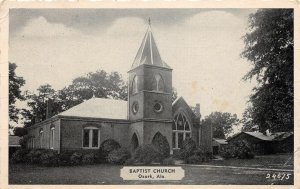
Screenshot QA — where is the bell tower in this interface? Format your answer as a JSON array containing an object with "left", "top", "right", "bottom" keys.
[{"left": 128, "top": 20, "right": 173, "bottom": 152}]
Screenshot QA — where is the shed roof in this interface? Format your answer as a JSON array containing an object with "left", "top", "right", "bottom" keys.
[
  {"left": 232, "top": 131, "right": 294, "bottom": 141},
  {"left": 59, "top": 98, "right": 128, "bottom": 120},
  {"left": 244, "top": 132, "right": 275, "bottom": 141},
  {"left": 9, "top": 135, "right": 21, "bottom": 147},
  {"left": 213, "top": 138, "right": 228, "bottom": 145}
]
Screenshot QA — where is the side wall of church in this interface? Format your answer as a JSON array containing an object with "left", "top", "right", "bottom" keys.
[
  {"left": 60, "top": 119, "right": 130, "bottom": 151},
  {"left": 26, "top": 119, "right": 60, "bottom": 150}
]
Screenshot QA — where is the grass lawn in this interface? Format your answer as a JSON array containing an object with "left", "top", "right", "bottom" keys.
[
  {"left": 9, "top": 154, "right": 294, "bottom": 185},
  {"left": 205, "top": 153, "right": 294, "bottom": 169}
]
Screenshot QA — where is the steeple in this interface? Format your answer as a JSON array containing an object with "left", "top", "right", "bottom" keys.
[{"left": 131, "top": 19, "right": 171, "bottom": 70}]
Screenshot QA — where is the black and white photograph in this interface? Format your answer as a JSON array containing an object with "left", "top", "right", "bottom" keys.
[{"left": 2, "top": 4, "right": 296, "bottom": 185}]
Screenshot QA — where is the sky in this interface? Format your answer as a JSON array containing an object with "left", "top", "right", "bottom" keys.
[{"left": 9, "top": 9, "right": 257, "bottom": 128}]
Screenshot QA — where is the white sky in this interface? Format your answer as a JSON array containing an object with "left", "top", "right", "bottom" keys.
[{"left": 9, "top": 9, "right": 256, "bottom": 129}]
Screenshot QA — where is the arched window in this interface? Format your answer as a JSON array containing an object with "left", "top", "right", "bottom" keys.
[
  {"left": 50, "top": 126, "right": 55, "bottom": 149},
  {"left": 132, "top": 75, "right": 138, "bottom": 94},
  {"left": 152, "top": 74, "right": 164, "bottom": 92},
  {"left": 39, "top": 128, "right": 44, "bottom": 148},
  {"left": 172, "top": 112, "right": 191, "bottom": 149}
]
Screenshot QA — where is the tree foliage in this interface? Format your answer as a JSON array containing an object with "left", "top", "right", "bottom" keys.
[
  {"left": 172, "top": 87, "right": 178, "bottom": 103},
  {"left": 22, "top": 84, "right": 61, "bottom": 127},
  {"left": 242, "top": 9, "right": 293, "bottom": 132},
  {"left": 240, "top": 106, "right": 256, "bottom": 132},
  {"left": 13, "top": 127, "right": 28, "bottom": 136},
  {"left": 20, "top": 69, "right": 180, "bottom": 127},
  {"left": 202, "top": 112, "right": 239, "bottom": 139},
  {"left": 9, "top": 62, "right": 25, "bottom": 126},
  {"left": 22, "top": 70, "right": 128, "bottom": 127}
]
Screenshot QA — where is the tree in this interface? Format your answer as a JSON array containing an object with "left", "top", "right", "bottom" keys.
[
  {"left": 13, "top": 127, "right": 28, "bottom": 136},
  {"left": 23, "top": 70, "right": 128, "bottom": 127},
  {"left": 22, "top": 84, "right": 61, "bottom": 127},
  {"left": 201, "top": 112, "right": 239, "bottom": 139},
  {"left": 57, "top": 70, "right": 128, "bottom": 111},
  {"left": 240, "top": 106, "right": 255, "bottom": 132},
  {"left": 22, "top": 69, "right": 181, "bottom": 128},
  {"left": 9, "top": 62, "right": 25, "bottom": 127},
  {"left": 241, "top": 9, "right": 293, "bottom": 132}
]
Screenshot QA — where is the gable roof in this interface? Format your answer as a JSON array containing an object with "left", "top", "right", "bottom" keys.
[
  {"left": 172, "top": 96, "right": 197, "bottom": 118},
  {"left": 131, "top": 25, "right": 171, "bottom": 70},
  {"left": 9, "top": 135, "right": 21, "bottom": 147},
  {"left": 59, "top": 98, "right": 128, "bottom": 120}
]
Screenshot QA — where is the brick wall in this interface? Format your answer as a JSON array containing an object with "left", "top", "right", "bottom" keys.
[
  {"left": 26, "top": 118, "right": 60, "bottom": 150},
  {"left": 60, "top": 119, "right": 129, "bottom": 151}
]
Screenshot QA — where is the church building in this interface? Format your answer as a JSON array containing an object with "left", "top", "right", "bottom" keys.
[{"left": 26, "top": 23, "right": 212, "bottom": 155}]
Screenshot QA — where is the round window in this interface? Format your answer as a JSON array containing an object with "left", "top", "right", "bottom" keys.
[
  {"left": 132, "top": 102, "right": 139, "bottom": 114},
  {"left": 154, "top": 102, "right": 163, "bottom": 113}
]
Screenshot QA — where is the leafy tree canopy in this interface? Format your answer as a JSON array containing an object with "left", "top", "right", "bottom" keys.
[
  {"left": 9, "top": 62, "right": 25, "bottom": 127},
  {"left": 18, "top": 69, "right": 179, "bottom": 128},
  {"left": 201, "top": 112, "right": 239, "bottom": 139},
  {"left": 242, "top": 9, "right": 293, "bottom": 132}
]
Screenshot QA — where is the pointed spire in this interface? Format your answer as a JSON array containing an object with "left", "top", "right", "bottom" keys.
[{"left": 131, "top": 18, "right": 171, "bottom": 70}]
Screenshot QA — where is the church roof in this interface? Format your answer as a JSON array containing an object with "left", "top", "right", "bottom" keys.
[
  {"left": 131, "top": 23, "right": 171, "bottom": 70},
  {"left": 59, "top": 98, "right": 128, "bottom": 120}
]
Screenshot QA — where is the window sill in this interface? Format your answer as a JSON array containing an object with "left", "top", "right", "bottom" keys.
[{"left": 82, "top": 147, "right": 99, "bottom": 149}]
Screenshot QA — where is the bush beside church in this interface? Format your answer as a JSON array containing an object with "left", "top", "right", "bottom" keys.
[{"left": 11, "top": 137, "right": 212, "bottom": 166}]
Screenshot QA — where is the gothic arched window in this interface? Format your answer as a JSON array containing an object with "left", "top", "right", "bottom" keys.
[
  {"left": 152, "top": 74, "right": 164, "bottom": 92},
  {"left": 132, "top": 75, "right": 138, "bottom": 94},
  {"left": 172, "top": 112, "right": 191, "bottom": 149}
]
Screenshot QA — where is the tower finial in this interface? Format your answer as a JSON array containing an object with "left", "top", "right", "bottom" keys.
[{"left": 148, "top": 17, "right": 151, "bottom": 26}]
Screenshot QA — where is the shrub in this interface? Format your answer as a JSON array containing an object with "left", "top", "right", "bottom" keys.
[
  {"left": 40, "top": 150, "right": 59, "bottom": 166},
  {"left": 26, "top": 149, "right": 44, "bottom": 164},
  {"left": 124, "top": 158, "right": 136, "bottom": 166},
  {"left": 19, "top": 135, "right": 30, "bottom": 149},
  {"left": 236, "top": 146, "right": 254, "bottom": 159},
  {"left": 186, "top": 154, "right": 202, "bottom": 164},
  {"left": 194, "top": 148, "right": 209, "bottom": 162},
  {"left": 99, "top": 139, "right": 121, "bottom": 162},
  {"left": 177, "top": 138, "right": 197, "bottom": 160},
  {"left": 152, "top": 134, "right": 170, "bottom": 159},
  {"left": 220, "top": 148, "right": 233, "bottom": 159},
  {"left": 70, "top": 152, "right": 83, "bottom": 165},
  {"left": 11, "top": 149, "right": 30, "bottom": 163},
  {"left": 161, "top": 157, "right": 175, "bottom": 165},
  {"left": 58, "top": 151, "right": 73, "bottom": 166},
  {"left": 133, "top": 144, "right": 163, "bottom": 165},
  {"left": 82, "top": 153, "right": 96, "bottom": 164},
  {"left": 220, "top": 141, "right": 255, "bottom": 159},
  {"left": 107, "top": 148, "right": 131, "bottom": 165}
]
